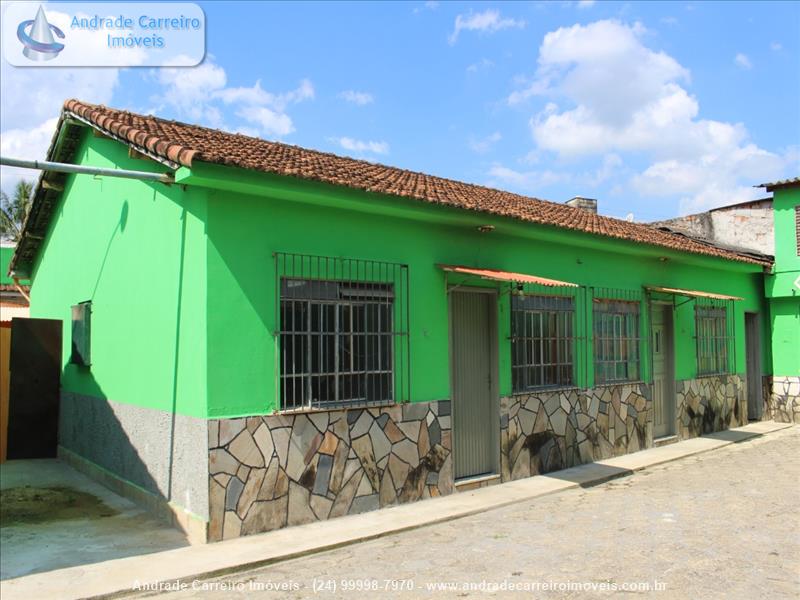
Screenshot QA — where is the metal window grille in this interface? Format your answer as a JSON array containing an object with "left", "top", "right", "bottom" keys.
[
  {"left": 593, "top": 297, "right": 641, "bottom": 384},
  {"left": 695, "top": 300, "right": 731, "bottom": 375},
  {"left": 275, "top": 252, "right": 410, "bottom": 411},
  {"left": 511, "top": 294, "right": 575, "bottom": 391}
]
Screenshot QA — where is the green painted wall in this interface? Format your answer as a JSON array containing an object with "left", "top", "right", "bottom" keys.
[
  {"left": 769, "top": 296, "right": 800, "bottom": 376},
  {"left": 765, "top": 185, "right": 799, "bottom": 377},
  {"left": 28, "top": 130, "right": 210, "bottom": 418},
  {"left": 199, "top": 163, "right": 767, "bottom": 417},
  {"left": 1, "top": 246, "right": 17, "bottom": 284},
  {"left": 772, "top": 186, "right": 800, "bottom": 282},
  {"left": 27, "top": 132, "right": 771, "bottom": 419}
]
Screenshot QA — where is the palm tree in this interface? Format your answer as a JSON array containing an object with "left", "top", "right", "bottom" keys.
[{"left": 0, "top": 180, "right": 33, "bottom": 242}]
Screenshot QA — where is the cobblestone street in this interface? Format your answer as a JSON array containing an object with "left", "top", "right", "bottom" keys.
[{"left": 151, "top": 427, "right": 799, "bottom": 599}]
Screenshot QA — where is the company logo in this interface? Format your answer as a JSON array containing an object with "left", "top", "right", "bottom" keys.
[
  {"left": 4, "top": 2, "right": 204, "bottom": 67},
  {"left": 17, "top": 5, "right": 65, "bottom": 61}
]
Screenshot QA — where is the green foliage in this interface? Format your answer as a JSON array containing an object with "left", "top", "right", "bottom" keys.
[{"left": 0, "top": 180, "right": 33, "bottom": 242}]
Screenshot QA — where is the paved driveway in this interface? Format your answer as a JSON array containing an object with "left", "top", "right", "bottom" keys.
[
  {"left": 153, "top": 427, "right": 799, "bottom": 599},
  {"left": 1, "top": 459, "right": 187, "bottom": 580}
]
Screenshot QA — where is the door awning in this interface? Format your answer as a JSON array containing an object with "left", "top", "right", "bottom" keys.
[
  {"left": 645, "top": 285, "right": 743, "bottom": 301},
  {"left": 439, "top": 264, "right": 578, "bottom": 288}
]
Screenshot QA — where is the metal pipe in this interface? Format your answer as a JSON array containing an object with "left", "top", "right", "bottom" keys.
[
  {"left": 0, "top": 156, "right": 174, "bottom": 184},
  {"left": 12, "top": 277, "right": 30, "bottom": 303}
]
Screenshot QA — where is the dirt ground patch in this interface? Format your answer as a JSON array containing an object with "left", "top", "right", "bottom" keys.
[{"left": 0, "top": 486, "right": 118, "bottom": 526}]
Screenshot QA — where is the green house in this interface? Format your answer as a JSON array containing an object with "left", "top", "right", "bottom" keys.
[
  {"left": 10, "top": 100, "right": 798, "bottom": 543},
  {"left": 761, "top": 178, "right": 800, "bottom": 421}
]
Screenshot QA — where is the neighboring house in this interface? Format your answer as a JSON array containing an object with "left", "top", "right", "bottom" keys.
[
  {"left": 7, "top": 100, "right": 794, "bottom": 544},
  {"left": 651, "top": 191, "right": 800, "bottom": 423},
  {"left": 651, "top": 198, "right": 775, "bottom": 256},
  {"left": 760, "top": 178, "right": 800, "bottom": 422},
  {"left": 0, "top": 244, "right": 29, "bottom": 322}
]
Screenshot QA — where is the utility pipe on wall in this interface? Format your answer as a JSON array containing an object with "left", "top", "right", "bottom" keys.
[
  {"left": 0, "top": 156, "right": 174, "bottom": 184},
  {"left": 11, "top": 277, "right": 30, "bottom": 303}
]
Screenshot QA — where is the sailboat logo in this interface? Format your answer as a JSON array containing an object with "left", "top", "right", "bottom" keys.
[{"left": 17, "top": 5, "right": 65, "bottom": 61}]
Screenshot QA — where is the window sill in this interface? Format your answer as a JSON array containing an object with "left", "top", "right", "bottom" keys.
[
  {"left": 694, "top": 372, "right": 733, "bottom": 379},
  {"left": 592, "top": 380, "right": 646, "bottom": 388},
  {"left": 275, "top": 401, "right": 398, "bottom": 415},
  {"left": 511, "top": 385, "right": 579, "bottom": 397}
]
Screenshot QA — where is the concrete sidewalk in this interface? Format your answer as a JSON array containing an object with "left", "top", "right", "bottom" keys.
[{"left": 1, "top": 421, "right": 792, "bottom": 600}]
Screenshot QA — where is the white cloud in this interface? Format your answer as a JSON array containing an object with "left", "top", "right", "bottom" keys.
[
  {"left": 153, "top": 57, "right": 314, "bottom": 138},
  {"left": 414, "top": 1, "right": 439, "bottom": 12},
  {"left": 487, "top": 165, "right": 569, "bottom": 192},
  {"left": 0, "top": 118, "right": 60, "bottom": 193},
  {"left": 236, "top": 106, "right": 295, "bottom": 137},
  {"left": 277, "top": 79, "right": 315, "bottom": 107},
  {"left": 488, "top": 153, "right": 625, "bottom": 196},
  {"left": 508, "top": 79, "right": 550, "bottom": 105},
  {"left": 577, "top": 1, "right": 596, "bottom": 8},
  {"left": 449, "top": 10, "right": 525, "bottom": 45},
  {"left": 587, "top": 153, "right": 623, "bottom": 186},
  {"left": 0, "top": 64, "right": 120, "bottom": 134},
  {"left": 0, "top": 46, "right": 120, "bottom": 194},
  {"left": 770, "top": 41, "right": 782, "bottom": 51},
  {"left": 332, "top": 137, "right": 389, "bottom": 155},
  {"left": 215, "top": 79, "right": 314, "bottom": 112},
  {"left": 469, "top": 132, "right": 502, "bottom": 153},
  {"left": 157, "top": 59, "right": 228, "bottom": 124},
  {"left": 338, "top": 90, "right": 374, "bottom": 105},
  {"left": 467, "top": 58, "right": 494, "bottom": 73},
  {"left": 734, "top": 53, "right": 752, "bottom": 70},
  {"left": 509, "top": 19, "right": 795, "bottom": 212}
]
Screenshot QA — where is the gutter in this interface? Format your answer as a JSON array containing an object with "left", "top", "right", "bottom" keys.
[{"left": 0, "top": 156, "right": 174, "bottom": 184}]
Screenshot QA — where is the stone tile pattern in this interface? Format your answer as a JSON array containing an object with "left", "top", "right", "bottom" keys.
[
  {"left": 207, "top": 401, "right": 452, "bottom": 541},
  {"left": 764, "top": 376, "right": 800, "bottom": 424},
  {"left": 676, "top": 374, "right": 747, "bottom": 439},
  {"left": 500, "top": 383, "right": 652, "bottom": 482}
]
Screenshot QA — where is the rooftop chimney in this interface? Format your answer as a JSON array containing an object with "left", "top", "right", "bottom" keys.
[{"left": 565, "top": 196, "right": 598, "bottom": 214}]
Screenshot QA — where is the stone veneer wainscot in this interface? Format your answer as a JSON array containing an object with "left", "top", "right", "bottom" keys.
[
  {"left": 206, "top": 375, "right": 752, "bottom": 540},
  {"left": 764, "top": 376, "right": 800, "bottom": 424},
  {"left": 207, "top": 400, "right": 452, "bottom": 541},
  {"left": 501, "top": 383, "right": 652, "bottom": 482},
  {"left": 676, "top": 374, "right": 747, "bottom": 439}
]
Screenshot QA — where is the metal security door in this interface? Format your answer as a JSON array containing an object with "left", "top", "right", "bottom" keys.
[
  {"left": 7, "top": 318, "right": 62, "bottom": 458},
  {"left": 450, "top": 289, "right": 497, "bottom": 480},
  {"left": 652, "top": 304, "right": 675, "bottom": 438},
  {"left": 745, "top": 312, "right": 763, "bottom": 420}
]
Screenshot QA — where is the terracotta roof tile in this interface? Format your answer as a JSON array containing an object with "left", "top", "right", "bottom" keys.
[{"left": 60, "top": 99, "right": 770, "bottom": 266}]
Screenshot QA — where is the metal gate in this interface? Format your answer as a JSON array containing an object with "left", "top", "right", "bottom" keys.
[
  {"left": 7, "top": 318, "right": 62, "bottom": 459},
  {"left": 450, "top": 289, "right": 497, "bottom": 480},
  {"left": 745, "top": 312, "right": 763, "bottom": 420}
]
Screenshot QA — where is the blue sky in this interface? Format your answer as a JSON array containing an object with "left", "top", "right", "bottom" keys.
[{"left": 2, "top": 0, "right": 799, "bottom": 220}]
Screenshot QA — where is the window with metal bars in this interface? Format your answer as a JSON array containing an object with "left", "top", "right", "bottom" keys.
[
  {"left": 511, "top": 295, "right": 575, "bottom": 391},
  {"left": 593, "top": 299, "right": 641, "bottom": 384},
  {"left": 275, "top": 253, "right": 409, "bottom": 411},
  {"left": 695, "top": 305, "right": 729, "bottom": 375}
]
